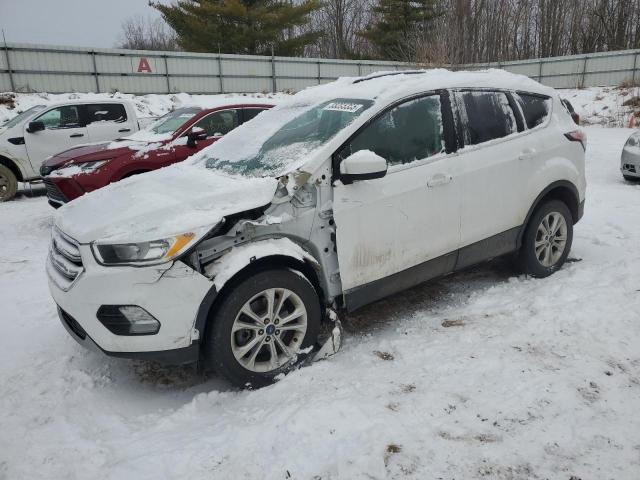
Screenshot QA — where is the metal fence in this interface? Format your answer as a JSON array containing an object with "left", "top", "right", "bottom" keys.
[
  {"left": 0, "top": 42, "right": 413, "bottom": 94},
  {"left": 2, "top": 42, "right": 640, "bottom": 94}
]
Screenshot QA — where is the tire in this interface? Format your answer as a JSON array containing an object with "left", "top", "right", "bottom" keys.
[
  {"left": 204, "top": 269, "right": 322, "bottom": 388},
  {"left": 0, "top": 164, "right": 18, "bottom": 202},
  {"left": 517, "top": 199, "right": 573, "bottom": 278}
]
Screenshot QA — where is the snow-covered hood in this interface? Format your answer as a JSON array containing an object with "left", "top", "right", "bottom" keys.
[{"left": 55, "top": 164, "right": 278, "bottom": 244}]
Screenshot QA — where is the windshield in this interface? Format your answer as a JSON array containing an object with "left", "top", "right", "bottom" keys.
[
  {"left": 150, "top": 107, "right": 200, "bottom": 134},
  {"left": 2, "top": 105, "right": 46, "bottom": 128},
  {"left": 201, "top": 98, "right": 373, "bottom": 177}
]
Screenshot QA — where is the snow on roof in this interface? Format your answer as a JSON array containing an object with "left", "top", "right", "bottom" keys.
[{"left": 283, "top": 68, "right": 555, "bottom": 108}]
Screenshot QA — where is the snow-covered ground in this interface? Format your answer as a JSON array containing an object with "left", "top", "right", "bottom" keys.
[{"left": 1, "top": 127, "right": 639, "bottom": 479}]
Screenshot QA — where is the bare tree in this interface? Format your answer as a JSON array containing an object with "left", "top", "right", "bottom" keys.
[{"left": 117, "top": 15, "right": 179, "bottom": 52}]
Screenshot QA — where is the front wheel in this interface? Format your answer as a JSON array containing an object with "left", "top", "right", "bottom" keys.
[
  {"left": 0, "top": 165, "right": 18, "bottom": 202},
  {"left": 204, "top": 269, "right": 321, "bottom": 388},
  {"left": 517, "top": 200, "right": 573, "bottom": 278}
]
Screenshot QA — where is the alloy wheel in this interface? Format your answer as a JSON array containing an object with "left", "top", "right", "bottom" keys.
[
  {"left": 535, "top": 211, "right": 568, "bottom": 267},
  {"left": 230, "top": 288, "right": 308, "bottom": 373}
]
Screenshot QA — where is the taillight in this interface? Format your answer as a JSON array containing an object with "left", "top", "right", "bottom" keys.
[{"left": 565, "top": 130, "right": 586, "bottom": 151}]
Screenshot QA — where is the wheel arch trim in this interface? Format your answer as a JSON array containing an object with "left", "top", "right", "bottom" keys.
[
  {"left": 0, "top": 154, "right": 24, "bottom": 182},
  {"left": 193, "top": 238, "right": 324, "bottom": 342},
  {"left": 517, "top": 180, "right": 581, "bottom": 248}
]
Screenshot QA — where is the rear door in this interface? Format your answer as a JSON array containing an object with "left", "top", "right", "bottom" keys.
[
  {"left": 25, "top": 104, "right": 88, "bottom": 171},
  {"left": 85, "top": 103, "right": 135, "bottom": 142},
  {"left": 241, "top": 107, "right": 270, "bottom": 124},
  {"left": 333, "top": 94, "right": 461, "bottom": 309},
  {"left": 451, "top": 90, "right": 535, "bottom": 267}
]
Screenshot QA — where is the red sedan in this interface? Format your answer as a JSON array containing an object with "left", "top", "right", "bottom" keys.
[{"left": 41, "top": 102, "right": 273, "bottom": 207}]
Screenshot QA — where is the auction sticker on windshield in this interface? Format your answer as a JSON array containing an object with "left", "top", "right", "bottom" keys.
[{"left": 323, "top": 102, "right": 364, "bottom": 113}]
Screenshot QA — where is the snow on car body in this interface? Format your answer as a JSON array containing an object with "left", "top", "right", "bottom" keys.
[
  {"left": 47, "top": 69, "right": 587, "bottom": 387},
  {"left": 0, "top": 99, "right": 140, "bottom": 201}
]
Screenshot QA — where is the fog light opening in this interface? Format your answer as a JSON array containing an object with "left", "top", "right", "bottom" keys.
[{"left": 97, "top": 305, "right": 161, "bottom": 336}]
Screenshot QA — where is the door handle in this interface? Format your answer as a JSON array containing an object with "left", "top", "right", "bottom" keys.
[
  {"left": 118, "top": 128, "right": 131, "bottom": 132},
  {"left": 427, "top": 173, "right": 453, "bottom": 188},
  {"left": 518, "top": 148, "right": 536, "bottom": 161},
  {"left": 69, "top": 133, "right": 84, "bottom": 138}
]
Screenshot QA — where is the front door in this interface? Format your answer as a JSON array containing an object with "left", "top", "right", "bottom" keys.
[
  {"left": 333, "top": 94, "right": 461, "bottom": 310},
  {"left": 25, "top": 104, "right": 88, "bottom": 172}
]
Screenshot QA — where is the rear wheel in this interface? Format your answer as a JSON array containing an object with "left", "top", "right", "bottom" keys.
[
  {"left": 0, "top": 165, "right": 18, "bottom": 202},
  {"left": 204, "top": 269, "right": 321, "bottom": 388},
  {"left": 517, "top": 200, "right": 573, "bottom": 278}
]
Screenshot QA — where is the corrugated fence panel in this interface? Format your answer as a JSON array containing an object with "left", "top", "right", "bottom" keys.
[{"left": 2, "top": 42, "right": 640, "bottom": 94}]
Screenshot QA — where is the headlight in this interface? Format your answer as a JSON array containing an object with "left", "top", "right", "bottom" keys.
[
  {"left": 78, "top": 160, "right": 109, "bottom": 172},
  {"left": 92, "top": 232, "right": 197, "bottom": 266}
]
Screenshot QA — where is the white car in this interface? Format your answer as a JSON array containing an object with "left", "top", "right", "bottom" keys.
[
  {"left": 0, "top": 99, "right": 140, "bottom": 201},
  {"left": 47, "top": 70, "right": 586, "bottom": 388},
  {"left": 621, "top": 131, "right": 640, "bottom": 181}
]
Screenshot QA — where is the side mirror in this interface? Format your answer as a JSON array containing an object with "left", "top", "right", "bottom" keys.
[
  {"left": 187, "top": 127, "right": 207, "bottom": 147},
  {"left": 27, "top": 121, "right": 45, "bottom": 133},
  {"left": 340, "top": 150, "right": 388, "bottom": 183}
]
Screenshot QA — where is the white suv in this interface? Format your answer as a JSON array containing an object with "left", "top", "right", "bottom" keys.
[{"left": 47, "top": 70, "right": 586, "bottom": 388}]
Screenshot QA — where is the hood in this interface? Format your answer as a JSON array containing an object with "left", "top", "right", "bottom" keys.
[
  {"left": 43, "top": 143, "right": 128, "bottom": 168},
  {"left": 55, "top": 163, "right": 278, "bottom": 244}
]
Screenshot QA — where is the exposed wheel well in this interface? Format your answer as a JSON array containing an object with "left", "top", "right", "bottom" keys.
[
  {"left": 195, "top": 255, "right": 326, "bottom": 349},
  {"left": 0, "top": 155, "right": 23, "bottom": 182}
]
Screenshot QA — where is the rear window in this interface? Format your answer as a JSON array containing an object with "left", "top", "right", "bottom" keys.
[
  {"left": 517, "top": 93, "right": 551, "bottom": 129},
  {"left": 86, "top": 103, "right": 127, "bottom": 124},
  {"left": 453, "top": 91, "right": 517, "bottom": 146}
]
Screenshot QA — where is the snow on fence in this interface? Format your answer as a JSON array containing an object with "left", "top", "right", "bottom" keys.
[{"left": 2, "top": 42, "right": 640, "bottom": 94}]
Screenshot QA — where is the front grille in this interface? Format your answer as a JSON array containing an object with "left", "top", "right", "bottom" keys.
[
  {"left": 59, "top": 307, "right": 87, "bottom": 340},
  {"left": 43, "top": 178, "right": 67, "bottom": 204},
  {"left": 47, "top": 227, "right": 84, "bottom": 291}
]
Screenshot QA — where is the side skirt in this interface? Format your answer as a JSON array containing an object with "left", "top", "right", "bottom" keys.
[{"left": 343, "top": 226, "right": 521, "bottom": 312}]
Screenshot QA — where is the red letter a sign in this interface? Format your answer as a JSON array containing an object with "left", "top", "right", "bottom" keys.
[{"left": 137, "top": 58, "right": 152, "bottom": 73}]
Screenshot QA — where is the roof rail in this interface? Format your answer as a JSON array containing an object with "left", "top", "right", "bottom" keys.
[{"left": 352, "top": 70, "right": 427, "bottom": 84}]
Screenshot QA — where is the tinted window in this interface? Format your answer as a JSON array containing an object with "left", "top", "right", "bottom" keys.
[
  {"left": 193, "top": 109, "right": 239, "bottom": 137},
  {"left": 35, "top": 106, "right": 82, "bottom": 129},
  {"left": 243, "top": 108, "right": 267, "bottom": 123},
  {"left": 346, "top": 95, "right": 444, "bottom": 167},
  {"left": 454, "top": 91, "right": 517, "bottom": 146},
  {"left": 86, "top": 103, "right": 127, "bottom": 124},
  {"left": 518, "top": 93, "right": 551, "bottom": 129},
  {"left": 151, "top": 108, "right": 200, "bottom": 134}
]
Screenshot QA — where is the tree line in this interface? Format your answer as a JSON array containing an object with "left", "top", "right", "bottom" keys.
[{"left": 119, "top": 0, "right": 640, "bottom": 64}]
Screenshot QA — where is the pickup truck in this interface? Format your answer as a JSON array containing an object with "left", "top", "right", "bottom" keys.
[{"left": 0, "top": 99, "right": 142, "bottom": 201}]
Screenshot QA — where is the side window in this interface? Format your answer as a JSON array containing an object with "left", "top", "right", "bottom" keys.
[
  {"left": 243, "top": 108, "right": 267, "bottom": 123},
  {"left": 453, "top": 91, "right": 517, "bottom": 146},
  {"left": 86, "top": 103, "right": 127, "bottom": 125},
  {"left": 345, "top": 95, "right": 445, "bottom": 167},
  {"left": 193, "top": 109, "right": 239, "bottom": 137},
  {"left": 35, "top": 105, "right": 82, "bottom": 129},
  {"left": 517, "top": 93, "right": 552, "bottom": 129}
]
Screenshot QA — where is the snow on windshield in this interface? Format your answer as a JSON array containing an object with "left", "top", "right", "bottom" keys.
[
  {"left": 197, "top": 98, "right": 373, "bottom": 177},
  {"left": 2, "top": 105, "right": 45, "bottom": 128}
]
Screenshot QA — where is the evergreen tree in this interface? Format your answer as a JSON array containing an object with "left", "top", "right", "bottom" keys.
[
  {"left": 360, "top": 0, "right": 438, "bottom": 61},
  {"left": 152, "top": 0, "right": 322, "bottom": 56}
]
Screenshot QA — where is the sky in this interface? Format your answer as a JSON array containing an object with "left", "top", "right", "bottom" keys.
[{"left": 0, "top": 0, "right": 172, "bottom": 48}]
